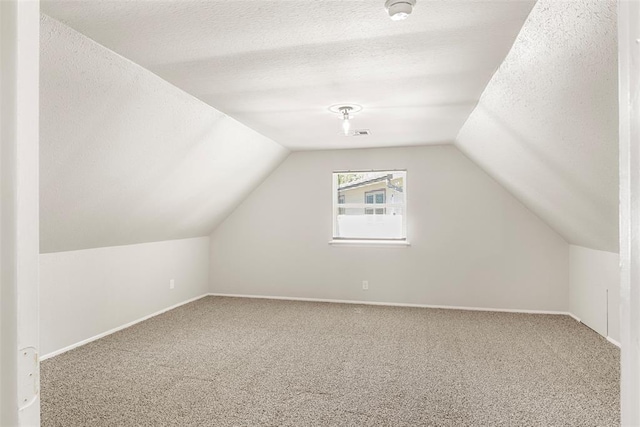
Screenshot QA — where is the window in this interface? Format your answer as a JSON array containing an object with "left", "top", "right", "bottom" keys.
[
  {"left": 338, "top": 195, "right": 346, "bottom": 215},
  {"left": 365, "top": 189, "right": 385, "bottom": 215},
  {"left": 332, "top": 170, "right": 407, "bottom": 241}
]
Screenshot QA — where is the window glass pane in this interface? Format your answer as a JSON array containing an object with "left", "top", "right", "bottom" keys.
[
  {"left": 336, "top": 207, "right": 404, "bottom": 239},
  {"left": 334, "top": 170, "right": 406, "bottom": 240}
]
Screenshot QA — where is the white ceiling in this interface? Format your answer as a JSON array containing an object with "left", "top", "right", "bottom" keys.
[
  {"left": 40, "top": 15, "right": 288, "bottom": 253},
  {"left": 40, "top": 0, "right": 619, "bottom": 254},
  {"left": 42, "top": 0, "right": 535, "bottom": 150},
  {"left": 456, "top": 0, "right": 619, "bottom": 252}
]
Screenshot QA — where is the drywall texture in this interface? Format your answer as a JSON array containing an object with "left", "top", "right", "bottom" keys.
[
  {"left": 569, "top": 245, "right": 620, "bottom": 342},
  {"left": 41, "top": 0, "right": 535, "bottom": 150},
  {"left": 40, "top": 15, "right": 288, "bottom": 253},
  {"left": 619, "top": 1, "right": 640, "bottom": 423},
  {"left": 39, "top": 237, "right": 210, "bottom": 357},
  {"left": 1, "top": 1, "right": 41, "bottom": 425},
  {"left": 456, "top": 0, "right": 618, "bottom": 253},
  {"left": 210, "top": 146, "right": 569, "bottom": 311}
]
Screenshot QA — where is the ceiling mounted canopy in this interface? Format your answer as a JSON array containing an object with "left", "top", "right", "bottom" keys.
[
  {"left": 329, "top": 104, "right": 362, "bottom": 137},
  {"left": 385, "top": 0, "right": 417, "bottom": 21}
]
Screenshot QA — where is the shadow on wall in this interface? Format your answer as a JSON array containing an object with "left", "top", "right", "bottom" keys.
[
  {"left": 459, "top": 103, "right": 616, "bottom": 248},
  {"left": 480, "top": 104, "right": 606, "bottom": 209}
]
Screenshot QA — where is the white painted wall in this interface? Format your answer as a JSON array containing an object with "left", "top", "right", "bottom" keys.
[
  {"left": 456, "top": 0, "right": 618, "bottom": 253},
  {"left": 40, "top": 15, "right": 288, "bottom": 253},
  {"left": 618, "top": 1, "right": 640, "bottom": 424},
  {"left": 210, "top": 146, "right": 569, "bottom": 311},
  {"left": 1, "top": 0, "right": 40, "bottom": 425},
  {"left": 39, "top": 237, "right": 209, "bottom": 357},
  {"left": 1, "top": 3, "right": 20, "bottom": 424},
  {"left": 569, "top": 245, "right": 619, "bottom": 342},
  {"left": 608, "top": 265, "right": 621, "bottom": 344}
]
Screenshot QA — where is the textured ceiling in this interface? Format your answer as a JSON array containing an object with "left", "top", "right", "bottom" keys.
[
  {"left": 42, "top": 0, "right": 535, "bottom": 150},
  {"left": 40, "top": 15, "right": 288, "bottom": 253},
  {"left": 40, "top": 0, "right": 618, "bottom": 254},
  {"left": 456, "top": 0, "right": 618, "bottom": 252}
]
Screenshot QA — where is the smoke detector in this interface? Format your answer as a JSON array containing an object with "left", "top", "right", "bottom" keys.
[{"left": 385, "top": 0, "right": 416, "bottom": 21}]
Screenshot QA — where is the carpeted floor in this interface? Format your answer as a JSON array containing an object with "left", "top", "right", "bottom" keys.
[{"left": 41, "top": 296, "right": 620, "bottom": 426}]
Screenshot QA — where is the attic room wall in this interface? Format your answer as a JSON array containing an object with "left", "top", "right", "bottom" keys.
[
  {"left": 39, "top": 15, "right": 289, "bottom": 357},
  {"left": 40, "top": 14, "right": 289, "bottom": 253},
  {"left": 209, "top": 145, "right": 569, "bottom": 312},
  {"left": 39, "top": 237, "right": 210, "bottom": 358},
  {"left": 1, "top": 0, "right": 40, "bottom": 423},
  {"left": 454, "top": 0, "right": 619, "bottom": 341},
  {"left": 455, "top": 0, "right": 618, "bottom": 253},
  {"left": 569, "top": 245, "right": 620, "bottom": 344}
]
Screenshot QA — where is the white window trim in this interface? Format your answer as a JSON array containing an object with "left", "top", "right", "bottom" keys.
[
  {"left": 328, "top": 239, "right": 411, "bottom": 247},
  {"left": 331, "top": 169, "right": 408, "bottom": 244}
]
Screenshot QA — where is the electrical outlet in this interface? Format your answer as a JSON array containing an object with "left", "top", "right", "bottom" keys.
[
  {"left": 362, "top": 280, "right": 369, "bottom": 291},
  {"left": 169, "top": 279, "right": 175, "bottom": 290}
]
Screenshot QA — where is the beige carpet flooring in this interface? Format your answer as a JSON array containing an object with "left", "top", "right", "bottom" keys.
[{"left": 41, "top": 296, "right": 620, "bottom": 426}]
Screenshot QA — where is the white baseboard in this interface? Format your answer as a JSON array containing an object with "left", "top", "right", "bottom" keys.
[
  {"left": 606, "top": 336, "right": 621, "bottom": 347},
  {"left": 40, "top": 294, "right": 209, "bottom": 361},
  {"left": 40, "top": 293, "right": 594, "bottom": 361},
  {"left": 567, "top": 312, "right": 581, "bottom": 323},
  {"left": 208, "top": 293, "right": 571, "bottom": 316},
  {"left": 564, "top": 312, "right": 621, "bottom": 347}
]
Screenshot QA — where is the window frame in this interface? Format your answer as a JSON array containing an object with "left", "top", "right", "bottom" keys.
[
  {"left": 364, "top": 189, "right": 386, "bottom": 215},
  {"left": 338, "top": 194, "right": 346, "bottom": 215},
  {"left": 331, "top": 169, "right": 408, "bottom": 244}
]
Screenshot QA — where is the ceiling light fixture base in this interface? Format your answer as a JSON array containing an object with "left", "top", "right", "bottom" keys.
[
  {"left": 384, "top": 0, "right": 416, "bottom": 21},
  {"left": 329, "top": 104, "right": 362, "bottom": 137},
  {"left": 328, "top": 104, "right": 363, "bottom": 115}
]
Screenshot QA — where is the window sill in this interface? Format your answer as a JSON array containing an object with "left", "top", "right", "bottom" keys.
[{"left": 328, "top": 239, "right": 411, "bottom": 247}]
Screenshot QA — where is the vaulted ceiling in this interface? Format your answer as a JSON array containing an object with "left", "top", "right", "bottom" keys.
[
  {"left": 42, "top": 0, "right": 535, "bottom": 150},
  {"left": 40, "top": 0, "right": 619, "bottom": 254},
  {"left": 40, "top": 15, "right": 288, "bottom": 253},
  {"left": 456, "top": 0, "right": 619, "bottom": 252}
]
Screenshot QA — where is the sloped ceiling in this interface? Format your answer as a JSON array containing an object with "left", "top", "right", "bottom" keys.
[
  {"left": 40, "top": 15, "right": 289, "bottom": 253},
  {"left": 456, "top": 0, "right": 618, "bottom": 253},
  {"left": 42, "top": 0, "right": 535, "bottom": 150},
  {"left": 41, "top": 1, "right": 619, "bottom": 254}
]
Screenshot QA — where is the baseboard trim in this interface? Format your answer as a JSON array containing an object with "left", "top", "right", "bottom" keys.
[
  {"left": 606, "top": 336, "right": 621, "bottom": 347},
  {"left": 40, "top": 294, "right": 209, "bottom": 361},
  {"left": 208, "top": 293, "right": 571, "bottom": 316},
  {"left": 568, "top": 312, "right": 581, "bottom": 323},
  {"left": 40, "top": 293, "right": 585, "bottom": 361}
]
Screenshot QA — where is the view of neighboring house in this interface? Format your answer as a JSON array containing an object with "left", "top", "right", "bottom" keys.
[
  {"left": 337, "top": 172, "right": 404, "bottom": 215},
  {"left": 334, "top": 171, "right": 406, "bottom": 240}
]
